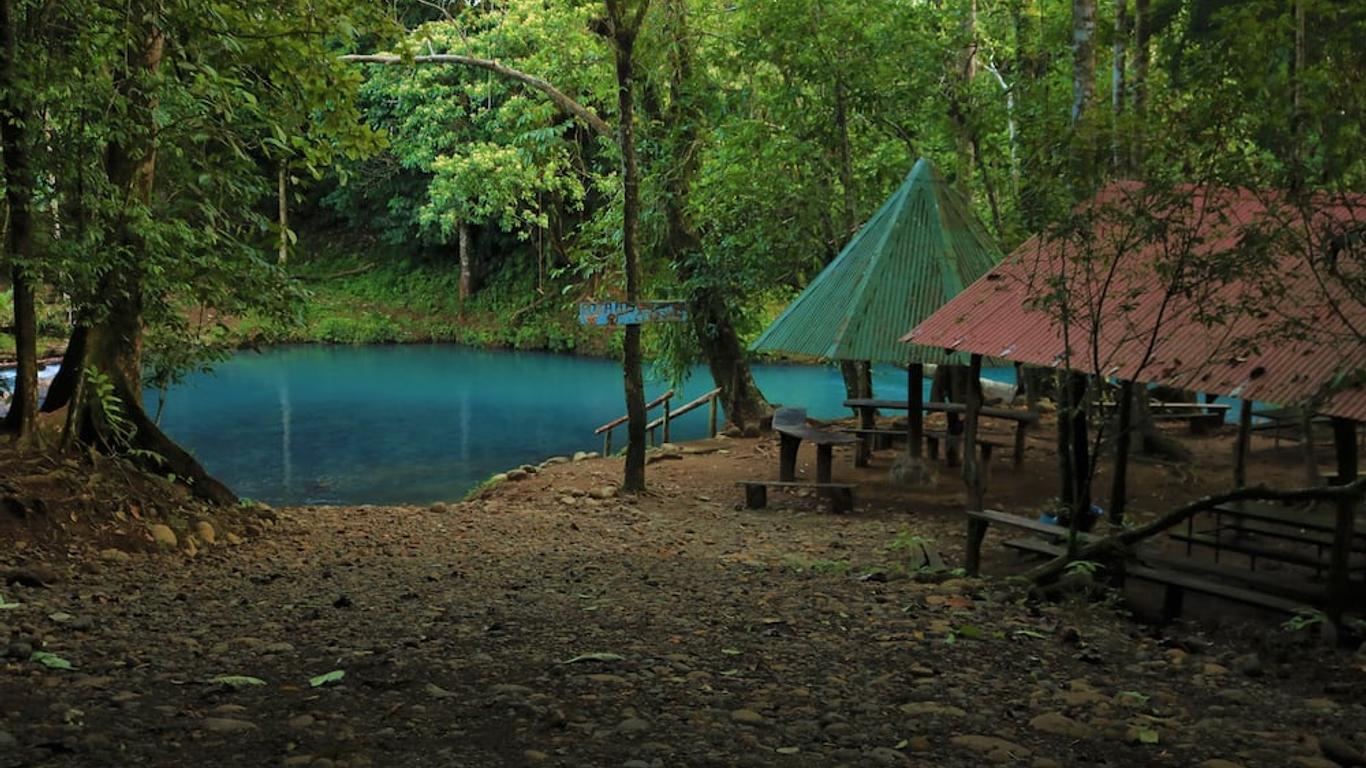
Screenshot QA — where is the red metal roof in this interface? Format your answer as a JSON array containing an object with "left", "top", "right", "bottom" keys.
[{"left": 902, "top": 184, "right": 1366, "bottom": 421}]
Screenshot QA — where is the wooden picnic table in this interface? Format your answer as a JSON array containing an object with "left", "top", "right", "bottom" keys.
[
  {"left": 843, "top": 398, "right": 1039, "bottom": 467},
  {"left": 739, "top": 407, "right": 857, "bottom": 513}
]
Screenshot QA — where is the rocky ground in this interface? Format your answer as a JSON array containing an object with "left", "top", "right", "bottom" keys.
[{"left": 1, "top": 430, "right": 1365, "bottom": 768}]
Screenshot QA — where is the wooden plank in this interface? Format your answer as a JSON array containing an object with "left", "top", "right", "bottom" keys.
[
  {"left": 1167, "top": 532, "right": 1364, "bottom": 571},
  {"left": 1213, "top": 500, "right": 1365, "bottom": 538},
  {"left": 842, "top": 398, "right": 1039, "bottom": 424}
]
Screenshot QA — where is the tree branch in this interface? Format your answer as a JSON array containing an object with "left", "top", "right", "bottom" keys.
[{"left": 339, "top": 53, "right": 613, "bottom": 139}]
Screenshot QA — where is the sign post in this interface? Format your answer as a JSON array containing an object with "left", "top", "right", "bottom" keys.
[{"left": 578, "top": 301, "right": 689, "bottom": 327}]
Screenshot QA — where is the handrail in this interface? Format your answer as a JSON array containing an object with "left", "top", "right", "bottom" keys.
[
  {"left": 646, "top": 387, "right": 722, "bottom": 431},
  {"left": 594, "top": 389, "right": 674, "bottom": 435},
  {"left": 595, "top": 386, "right": 724, "bottom": 455}
]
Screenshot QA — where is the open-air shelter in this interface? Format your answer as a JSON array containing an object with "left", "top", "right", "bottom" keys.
[
  {"left": 750, "top": 158, "right": 1002, "bottom": 459},
  {"left": 902, "top": 182, "right": 1366, "bottom": 622}
]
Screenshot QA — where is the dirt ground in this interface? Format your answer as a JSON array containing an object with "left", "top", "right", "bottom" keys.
[{"left": 1, "top": 417, "right": 1365, "bottom": 768}]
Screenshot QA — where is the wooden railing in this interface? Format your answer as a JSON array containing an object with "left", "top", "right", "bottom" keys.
[{"left": 593, "top": 387, "right": 722, "bottom": 455}]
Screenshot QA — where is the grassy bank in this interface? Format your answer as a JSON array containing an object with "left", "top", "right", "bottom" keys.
[{"left": 230, "top": 248, "right": 615, "bottom": 357}]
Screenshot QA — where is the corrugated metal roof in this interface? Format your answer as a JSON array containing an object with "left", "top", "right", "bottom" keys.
[
  {"left": 903, "top": 184, "right": 1366, "bottom": 421},
  {"left": 750, "top": 158, "right": 1003, "bottom": 365}
]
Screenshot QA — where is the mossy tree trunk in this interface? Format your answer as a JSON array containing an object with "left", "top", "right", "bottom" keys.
[{"left": 68, "top": 18, "right": 235, "bottom": 505}]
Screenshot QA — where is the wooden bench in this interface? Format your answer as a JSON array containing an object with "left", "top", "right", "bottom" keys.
[
  {"left": 737, "top": 480, "right": 854, "bottom": 513},
  {"left": 925, "top": 429, "right": 1010, "bottom": 468},
  {"left": 1000, "top": 535, "right": 1310, "bottom": 618},
  {"left": 966, "top": 509, "right": 1314, "bottom": 618},
  {"left": 843, "top": 399, "right": 1037, "bottom": 467}
]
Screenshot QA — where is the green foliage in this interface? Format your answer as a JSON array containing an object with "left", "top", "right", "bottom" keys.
[
  {"left": 309, "top": 669, "right": 346, "bottom": 688},
  {"left": 1282, "top": 608, "right": 1328, "bottom": 632},
  {"left": 1064, "top": 560, "right": 1104, "bottom": 578}
]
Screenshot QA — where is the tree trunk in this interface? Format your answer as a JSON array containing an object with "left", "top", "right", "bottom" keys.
[
  {"left": 277, "top": 163, "right": 289, "bottom": 265},
  {"left": 1112, "top": 0, "right": 1128, "bottom": 172},
  {"left": 607, "top": 0, "right": 650, "bottom": 492},
  {"left": 832, "top": 73, "right": 872, "bottom": 402},
  {"left": 655, "top": 0, "right": 768, "bottom": 429},
  {"left": 42, "top": 324, "right": 86, "bottom": 412},
  {"left": 1071, "top": 0, "right": 1097, "bottom": 125},
  {"left": 1109, "top": 379, "right": 1134, "bottom": 525},
  {"left": 0, "top": 0, "right": 38, "bottom": 440},
  {"left": 834, "top": 75, "right": 856, "bottom": 241},
  {"left": 1131, "top": 0, "right": 1150, "bottom": 168},
  {"left": 70, "top": 20, "right": 236, "bottom": 506},
  {"left": 458, "top": 220, "right": 473, "bottom": 300},
  {"left": 1289, "top": 0, "right": 1306, "bottom": 195}
]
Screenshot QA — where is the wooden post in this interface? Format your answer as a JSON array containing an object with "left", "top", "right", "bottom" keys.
[
  {"left": 708, "top": 393, "right": 718, "bottom": 438},
  {"left": 662, "top": 399, "right": 672, "bottom": 444},
  {"left": 1057, "top": 371, "right": 1075, "bottom": 510},
  {"left": 1302, "top": 406, "right": 1321, "bottom": 485},
  {"left": 964, "top": 354, "right": 985, "bottom": 512},
  {"left": 909, "top": 363, "right": 925, "bottom": 458},
  {"left": 1110, "top": 379, "right": 1135, "bottom": 526},
  {"left": 1329, "top": 417, "right": 1358, "bottom": 631},
  {"left": 1070, "top": 373, "right": 1092, "bottom": 521},
  {"left": 961, "top": 357, "right": 989, "bottom": 573},
  {"left": 1233, "top": 398, "right": 1253, "bottom": 488},
  {"left": 778, "top": 435, "right": 800, "bottom": 482},
  {"left": 855, "top": 401, "right": 875, "bottom": 467},
  {"left": 604, "top": 429, "right": 613, "bottom": 456}
]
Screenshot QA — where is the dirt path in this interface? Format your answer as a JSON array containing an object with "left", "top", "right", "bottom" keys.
[{"left": 1, "top": 435, "right": 1364, "bottom": 767}]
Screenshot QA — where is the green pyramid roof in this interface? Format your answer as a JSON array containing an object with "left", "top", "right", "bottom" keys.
[{"left": 750, "top": 158, "right": 1003, "bottom": 365}]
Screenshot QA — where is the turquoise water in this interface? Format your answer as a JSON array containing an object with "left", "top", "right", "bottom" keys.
[{"left": 151, "top": 345, "right": 1017, "bottom": 506}]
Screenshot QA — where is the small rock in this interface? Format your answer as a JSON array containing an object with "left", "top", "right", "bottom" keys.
[
  {"left": 224, "top": 532, "right": 243, "bottom": 546},
  {"left": 1197, "top": 761, "right": 1246, "bottom": 768},
  {"left": 542, "top": 456, "right": 570, "bottom": 466},
  {"left": 524, "top": 750, "right": 549, "bottom": 763},
  {"left": 148, "top": 524, "right": 177, "bottom": 549},
  {"left": 617, "top": 717, "right": 650, "bottom": 735},
  {"left": 429, "top": 502, "right": 450, "bottom": 514},
  {"left": 288, "top": 714, "right": 315, "bottom": 729},
  {"left": 490, "top": 473, "right": 509, "bottom": 483},
  {"left": 505, "top": 469, "right": 529, "bottom": 481},
  {"left": 1290, "top": 758, "right": 1341, "bottom": 768},
  {"left": 1202, "top": 662, "right": 1228, "bottom": 676},
  {"left": 262, "top": 642, "right": 294, "bottom": 654},
  {"left": 572, "top": 451, "right": 599, "bottom": 462},
  {"left": 425, "top": 683, "right": 455, "bottom": 699},
  {"left": 98, "top": 548, "right": 131, "bottom": 563},
  {"left": 183, "top": 537, "right": 198, "bottom": 558},
  {"left": 5, "top": 566, "right": 59, "bottom": 588},
  {"left": 950, "top": 734, "right": 1031, "bottom": 759},
  {"left": 1232, "top": 653, "right": 1263, "bottom": 677},
  {"left": 1029, "top": 711, "right": 1096, "bottom": 740},
  {"left": 1322, "top": 735, "right": 1366, "bottom": 766},
  {"left": 866, "top": 746, "right": 911, "bottom": 765},
  {"left": 200, "top": 717, "right": 256, "bottom": 734},
  {"left": 0, "top": 730, "right": 14, "bottom": 748},
  {"left": 899, "top": 701, "right": 966, "bottom": 717},
  {"left": 731, "top": 709, "right": 768, "bottom": 727},
  {"left": 194, "top": 521, "right": 216, "bottom": 545},
  {"left": 588, "top": 485, "right": 619, "bottom": 500}
]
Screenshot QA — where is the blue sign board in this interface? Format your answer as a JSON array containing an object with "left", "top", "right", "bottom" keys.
[{"left": 578, "top": 301, "right": 689, "bottom": 326}]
